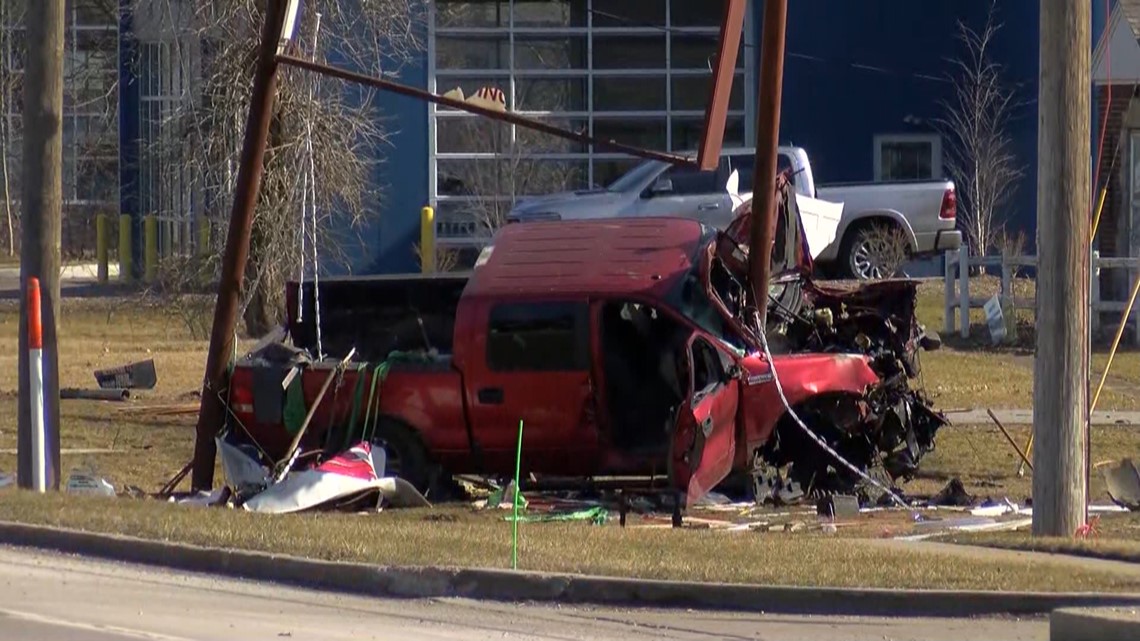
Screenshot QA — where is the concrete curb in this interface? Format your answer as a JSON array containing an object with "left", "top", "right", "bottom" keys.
[
  {"left": 1051, "top": 607, "right": 1140, "bottom": 641},
  {"left": 2, "top": 520, "right": 1140, "bottom": 617}
]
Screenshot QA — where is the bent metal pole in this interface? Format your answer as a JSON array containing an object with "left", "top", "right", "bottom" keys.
[
  {"left": 27, "top": 277, "right": 46, "bottom": 492},
  {"left": 748, "top": 0, "right": 788, "bottom": 327},
  {"left": 191, "top": 0, "right": 290, "bottom": 491}
]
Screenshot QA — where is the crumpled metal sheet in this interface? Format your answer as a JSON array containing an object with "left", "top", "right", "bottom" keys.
[
  {"left": 1103, "top": 458, "right": 1140, "bottom": 510},
  {"left": 241, "top": 442, "right": 430, "bottom": 514}
]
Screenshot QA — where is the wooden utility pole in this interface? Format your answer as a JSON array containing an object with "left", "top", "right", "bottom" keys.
[
  {"left": 190, "top": 0, "right": 289, "bottom": 490},
  {"left": 748, "top": 0, "right": 788, "bottom": 326},
  {"left": 18, "top": 0, "right": 63, "bottom": 489},
  {"left": 1033, "top": 0, "right": 1091, "bottom": 536}
]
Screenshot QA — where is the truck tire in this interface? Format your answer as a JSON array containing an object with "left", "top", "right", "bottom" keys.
[
  {"left": 839, "top": 221, "right": 906, "bottom": 281},
  {"left": 372, "top": 418, "right": 430, "bottom": 494}
]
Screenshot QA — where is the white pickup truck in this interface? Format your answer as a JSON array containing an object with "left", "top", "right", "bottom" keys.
[{"left": 506, "top": 146, "right": 962, "bottom": 280}]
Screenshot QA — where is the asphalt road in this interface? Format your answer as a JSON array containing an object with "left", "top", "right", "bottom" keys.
[{"left": 0, "top": 545, "right": 1047, "bottom": 641}]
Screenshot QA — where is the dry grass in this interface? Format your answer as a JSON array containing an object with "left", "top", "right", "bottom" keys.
[
  {"left": 0, "top": 297, "right": 232, "bottom": 488},
  {"left": 912, "top": 278, "right": 1140, "bottom": 410},
  {"left": 946, "top": 515, "right": 1140, "bottom": 565},
  {"left": 3, "top": 490, "right": 1140, "bottom": 592},
  {"left": 904, "top": 423, "right": 1140, "bottom": 504}
]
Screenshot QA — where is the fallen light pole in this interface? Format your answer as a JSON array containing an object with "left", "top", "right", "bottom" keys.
[
  {"left": 191, "top": 0, "right": 291, "bottom": 491},
  {"left": 748, "top": 0, "right": 789, "bottom": 326}
]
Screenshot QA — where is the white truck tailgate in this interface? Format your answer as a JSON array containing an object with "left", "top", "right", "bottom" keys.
[{"left": 797, "top": 195, "right": 843, "bottom": 259}]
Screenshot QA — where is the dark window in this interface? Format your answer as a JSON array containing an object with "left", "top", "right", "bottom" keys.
[
  {"left": 662, "top": 164, "right": 720, "bottom": 195},
  {"left": 671, "top": 116, "right": 745, "bottom": 152},
  {"left": 878, "top": 139, "right": 937, "bottom": 181},
  {"left": 691, "top": 339, "right": 725, "bottom": 395},
  {"left": 671, "top": 0, "right": 720, "bottom": 27},
  {"left": 488, "top": 302, "right": 589, "bottom": 371},
  {"left": 671, "top": 73, "right": 744, "bottom": 111}
]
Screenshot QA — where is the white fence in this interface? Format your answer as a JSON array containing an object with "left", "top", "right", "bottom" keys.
[{"left": 943, "top": 246, "right": 1140, "bottom": 340}]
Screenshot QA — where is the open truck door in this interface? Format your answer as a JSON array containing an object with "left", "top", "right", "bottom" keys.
[{"left": 669, "top": 334, "right": 741, "bottom": 507}]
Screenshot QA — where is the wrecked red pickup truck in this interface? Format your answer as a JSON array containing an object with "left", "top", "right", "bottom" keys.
[{"left": 227, "top": 182, "right": 947, "bottom": 506}]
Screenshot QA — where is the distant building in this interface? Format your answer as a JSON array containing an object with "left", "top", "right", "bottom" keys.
[
  {"left": 1, "top": 0, "right": 120, "bottom": 257},
  {"left": 5, "top": 1, "right": 1116, "bottom": 275}
]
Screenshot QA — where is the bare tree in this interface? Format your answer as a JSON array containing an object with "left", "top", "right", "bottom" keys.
[
  {"left": 936, "top": 1, "right": 1024, "bottom": 260},
  {"left": 439, "top": 118, "right": 582, "bottom": 238},
  {"left": 2, "top": 0, "right": 122, "bottom": 260},
  {"left": 134, "top": 0, "right": 427, "bottom": 336},
  {"left": 0, "top": 0, "right": 26, "bottom": 257}
]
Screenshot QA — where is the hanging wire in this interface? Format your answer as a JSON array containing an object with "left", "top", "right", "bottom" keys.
[{"left": 306, "top": 12, "right": 324, "bottom": 360}]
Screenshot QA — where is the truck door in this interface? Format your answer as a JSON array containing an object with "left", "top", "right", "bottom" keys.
[
  {"left": 467, "top": 300, "right": 598, "bottom": 474},
  {"left": 632, "top": 159, "right": 733, "bottom": 225},
  {"left": 669, "top": 335, "right": 741, "bottom": 507}
]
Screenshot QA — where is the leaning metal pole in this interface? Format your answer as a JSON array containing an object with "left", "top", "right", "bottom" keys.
[
  {"left": 191, "top": 0, "right": 289, "bottom": 490},
  {"left": 748, "top": 0, "right": 788, "bottom": 327}
]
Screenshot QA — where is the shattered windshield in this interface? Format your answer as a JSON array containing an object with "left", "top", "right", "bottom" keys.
[{"left": 666, "top": 227, "right": 747, "bottom": 354}]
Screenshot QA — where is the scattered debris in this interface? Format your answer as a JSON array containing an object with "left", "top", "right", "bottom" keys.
[
  {"left": 159, "top": 461, "right": 193, "bottom": 497},
  {"left": 1104, "top": 459, "right": 1140, "bottom": 511},
  {"left": 930, "top": 478, "right": 975, "bottom": 507},
  {"left": 122, "top": 485, "right": 148, "bottom": 499},
  {"left": 0, "top": 471, "right": 13, "bottom": 489},
  {"left": 118, "top": 403, "right": 199, "bottom": 417},
  {"left": 507, "top": 506, "right": 608, "bottom": 525},
  {"left": 1076, "top": 515, "right": 1102, "bottom": 539},
  {"left": 218, "top": 436, "right": 270, "bottom": 497},
  {"left": 897, "top": 517, "right": 1032, "bottom": 541},
  {"left": 817, "top": 494, "right": 859, "bottom": 519},
  {"left": 243, "top": 442, "right": 430, "bottom": 514},
  {"left": 65, "top": 470, "right": 115, "bottom": 497},
  {"left": 970, "top": 497, "right": 1023, "bottom": 517},
  {"left": 171, "top": 487, "right": 231, "bottom": 507},
  {"left": 482, "top": 481, "right": 527, "bottom": 510},
  {"left": 986, "top": 408, "right": 1032, "bottom": 472},
  {"left": 94, "top": 359, "right": 157, "bottom": 390},
  {"left": 61, "top": 388, "right": 131, "bottom": 402},
  {"left": 983, "top": 294, "right": 1006, "bottom": 345}
]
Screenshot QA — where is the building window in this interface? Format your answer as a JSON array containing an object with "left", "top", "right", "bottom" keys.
[
  {"left": 430, "top": 0, "right": 748, "bottom": 246},
  {"left": 487, "top": 301, "right": 590, "bottom": 371},
  {"left": 873, "top": 134, "right": 942, "bottom": 182}
]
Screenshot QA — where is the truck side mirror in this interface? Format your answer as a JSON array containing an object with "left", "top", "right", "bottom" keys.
[{"left": 648, "top": 177, "right": 674, "bottom": 197}]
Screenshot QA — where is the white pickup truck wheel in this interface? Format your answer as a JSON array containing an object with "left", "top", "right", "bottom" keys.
[{"left": 840, "top": 222, "right": 903, "bottom": 281}]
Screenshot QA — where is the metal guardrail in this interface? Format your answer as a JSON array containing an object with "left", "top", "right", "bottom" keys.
[{"left": 943, "top": 246, "right": 1140, "bottom": 339}]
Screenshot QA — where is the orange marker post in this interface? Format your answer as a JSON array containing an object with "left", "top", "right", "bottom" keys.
[{"left": 27, "top": 277, "right": 45, "bottom": 492}]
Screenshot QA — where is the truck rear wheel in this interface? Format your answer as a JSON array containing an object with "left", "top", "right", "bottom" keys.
[
  {"left": 372, "top": 418, "right": 430, "bottom": 494},
  {"left": 839, "top": 221, "right": 906, "bottom": 281}
]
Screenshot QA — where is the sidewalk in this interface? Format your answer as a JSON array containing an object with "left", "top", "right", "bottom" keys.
[{"left": 946, "top": 408, "right": 1140, "bottom": 426}]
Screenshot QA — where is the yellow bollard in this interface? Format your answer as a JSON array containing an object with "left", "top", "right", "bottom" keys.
[
  {"left": 144, "top": 215, "right": 158, "bottom": 282},
  {"left": 118, "top": 214, "right": 132, "bottom": 283},
  {"left": 197, "top": 216, "right": 210, "bottom": 257},
  {"left": 95, "top": 214, "right": 108, "bottom": 283},
  {"left": 421, "top": 206, "right": 436, "bottom": 274}
]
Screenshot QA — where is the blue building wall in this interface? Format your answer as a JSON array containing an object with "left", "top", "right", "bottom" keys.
[
  {"left": 366, "top": 54, "right": 430, "bottom": 275},
  {"left": 118, "top": 0, "right": 143, "bottom": 278},
  {"left": 774, "top": 0, "right": 1040, "bottom": 248}
]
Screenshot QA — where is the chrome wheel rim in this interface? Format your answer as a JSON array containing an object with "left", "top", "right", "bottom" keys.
[{"left": 851, "top": 234, "right": 889, "bottom": 280}]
